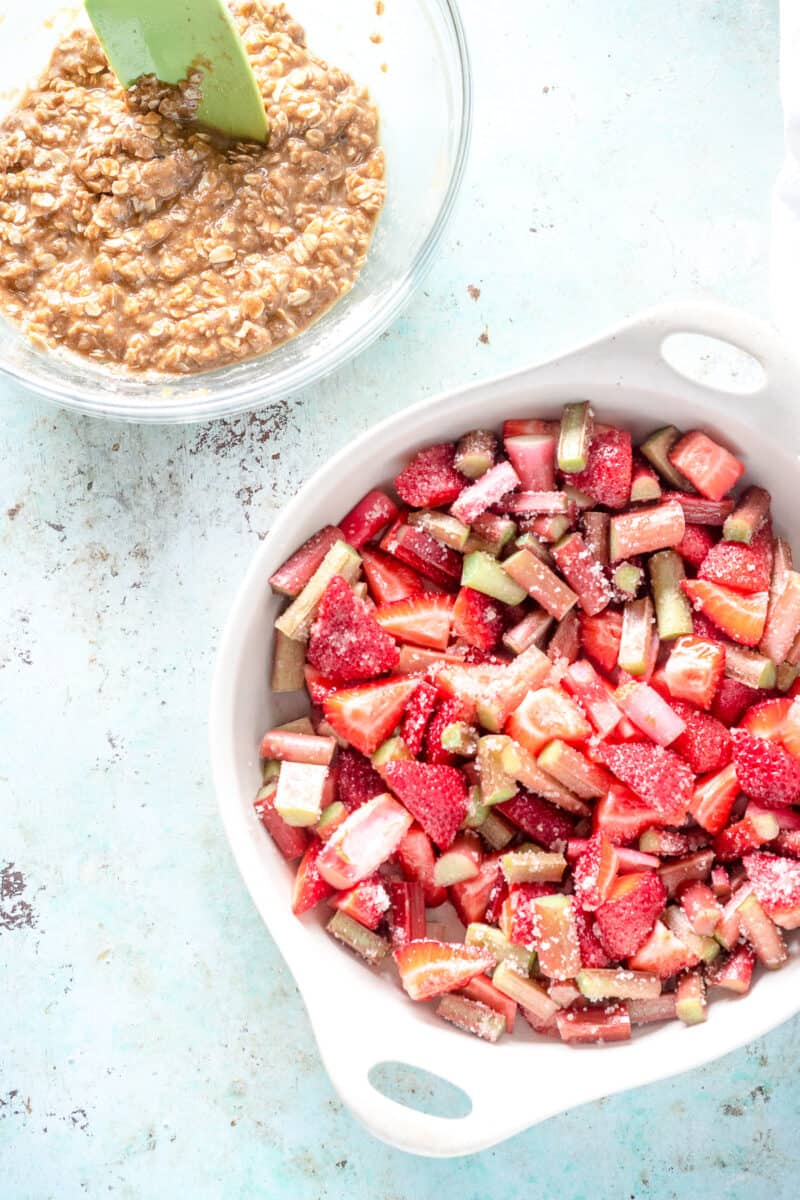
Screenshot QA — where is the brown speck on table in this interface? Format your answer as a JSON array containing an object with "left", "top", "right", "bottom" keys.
[
  {"left": 7, "top": 502, "right": 22, "bottom": 519},
  {"left": 478, "top": 326, "right": 490, "bottom": 345},
  {"left": 467, "top": 284, "right": 481, "bottom": 301},
  {"left": 111, "top": 442, "right": 120, "bottom": 452},
  {"left": 370, "top": 33, "right": 383, "bottom": 44}
]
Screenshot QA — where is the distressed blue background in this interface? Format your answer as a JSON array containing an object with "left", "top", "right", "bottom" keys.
[{"left": 2, "top": 1, "right": 797, "bottom": 1196}]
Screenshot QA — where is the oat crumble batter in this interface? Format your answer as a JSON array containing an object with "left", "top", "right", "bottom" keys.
[{"left": 0, "top": 1, "right": 386, "bottom": 374}]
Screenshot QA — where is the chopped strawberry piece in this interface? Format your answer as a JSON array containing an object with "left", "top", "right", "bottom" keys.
[
  {"left": 451, "top": 460, "right": 521, "bottom": 524},
  {"left": 308, "top": 576, "right": 399, "bottom": 684},
  {"left": 628, "top": 918, "right": 699, "bottom": 978},
  {"left": 317, "top": 794, "right": 414, "bottom": 889},
  {"left": 339, "top": 490, "right": 399, "bottom": 549},
  {"left": 424, "top": 697, "right": 468, "bottom": 765},
  {"left": 394, "top": 939, "right": 495, "bottom": 1001},
  {"left": 562, "top": 658, "right": 623, "bottom": 738},
  {"left": 697, "top": 522, "right": 773, "bottom": 595},
  {"left": 596, "top": 742, "right": 693, "bottom": 821},
  {"left": 500, "top": 882, "right": 558, "bottom": 946},
  {"left": 761, "top": 571, "right": 800, "bottom": 664},
  {"left": 563, "top": 426, "right": 633, "bottom": 509},
  {"left": 383, "top": 523, "right": 463, "bottom": 589},
  {"left": 707, "top": 943, "right": 756, "bottom": 994},
  {"left": 671, "top": 703, "right": 732, "bottom": 775},
  {"left": 573, "top": 833, "right": 619, "bottom": 911},
  {"left": 450, "top": 855, "right": 502, "bottom": 927},
  {"left": 400, "top": 681, "right": 440, "bottom": 757},
  {"left": 394, "top": 443, "right": 467, "bottom": 508},
  {"left": 740, "top": 697, "right": 792, "bottom": 741},
  {"left": 714, "top": 814, "right": 779, "bottom": 862},
  {"left": 743, "top": 852, "right": 800, "bottom": 928},
  {"left": 592, "top": 783, "right": 660, "bottom": 844},
  {"left": 504, "top": 433, "right": 556, "bottom": 491},
  {"left": 269, "top": 525, "right": 345, "bottom": 596},
  {"left": 676, "top": 523, "right": 717, "bottom": 570},
  {"left": 594, "top": 871, "right": 667, "bottom": 958},
  {"left": 292, "top": 839, "right": 336, "bottom": 915},
  {"left": 550, "top": 532, "right": 612, "bottom": 616},
  {"left": 334, "top": 746, "right": 385, "bottom": 811},
  {"left": 323, "top": 676, "right": 419, "bottom": 756},
  {"left": 668, "top": 430, "right": 745, "bottom": 501},
  {"left": 506, "top": 685, "right": 591, "bottom": 757},
  {"left": 682, "top": 579, "right": 768, "bottom": 647},
  {"left": 573, "top": 906, "right": 612, "bottom": 967},
  {"left": 662, "top": 636, "right": 726, "bottom": 710},
  {"left": 452, "top": 587, "right": 505, "bottom": 651},
  {"left": 374, "top": 593, "right": 454, "bottom": 651},
  {"left": 731, "top": 728, "right": 800, "bottom": 805},
  {"left": 331, "top": 875, "right": 391, "bottom": 930},
  {"left": 579, "top": 608, "right": 623, "bottom": 673},
  {"left": 304, "top": 664, "right": 339, "bottom": 706},
  {"left": 383, "top": 760, "right": 469, "bottom": 850},
  {"left": 397, "top": 825, "right": 447, "bottom": 907},
  {"left": 254, "top": 785, "right": 309, "bottom": 861},
  {"left": 360, "top": 546, "right": 423, "bottom": 605},
  {"left": 712, "top": 677, "right": 759, "bottom": 726},
  {"left": 497, "top": 791, "right": 575, "bottom": 849}
]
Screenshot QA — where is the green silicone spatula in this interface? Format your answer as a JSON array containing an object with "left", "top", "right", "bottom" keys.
[{"left": 85, "top": 0, "right": 269, "bottom": 142}]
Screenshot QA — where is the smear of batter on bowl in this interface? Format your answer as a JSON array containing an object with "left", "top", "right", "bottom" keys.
[{"left": 0, "top": 1, "right": 385, "bottom": 375}]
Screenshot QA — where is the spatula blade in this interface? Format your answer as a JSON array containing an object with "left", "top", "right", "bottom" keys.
[{"left": 85, "top": 0, "right": 269, "bottom": 142}]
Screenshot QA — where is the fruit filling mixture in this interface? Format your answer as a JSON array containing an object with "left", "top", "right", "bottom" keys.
[{"left": 257, "top": 405, "right": 800, "bottom": 1045}]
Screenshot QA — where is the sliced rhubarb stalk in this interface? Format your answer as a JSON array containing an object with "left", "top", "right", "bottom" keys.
[
  {"left": 582, "top": 510, "right": 610, "bottom": 565},
  {"left": 454, "top": 429, "right": 498, "bottom": 479},
  {"left": 316, "top": 801, "right": 347, "bottom": 841},
  {"left": 531, "top": 894, "right": 581, "bottom": 980},
  {"left": 436, "top": 994, "right": 506, "bottom": 1041},
  {"left": 504, "top": 417, "right": 559, "bottom": 438},
  {"left": 707, "top": 944, "right": 756, "bottom": 993},
  {"left": 492, "top": 960, "right": 558, "bottom": 1022},
  {"left": 675, "top": 969, "right": 707, "bottom": 1025},
  {"left": 557, "top": 401, "right": 593, "bottom": 472},
  {"left": 714, "top": 885, "right": 751, "bottom": 950},
  {"left": 576, "top": 968, "right": 661, "bottom": 1001},
  {"left": 504, "top": 433, "right": 557, "bottom": 491},
  {"left": 661, "top": 491, "right": 734, "bottom": 526},
  {"left": 461, "top": 550, "right": 527, "bottom": 605},
  {"left": 339, "top": 491, "right": 399, "bottom": 549},
  {"left": 668, "top": 431, "right": 744, "bottom": 502},
  {"left": 441, "top": 721, "right": 479, "bottom": 756},
  {"left": 556, "top": 1004, "right": 631, "bottom": 1043},
  {"left": 501, "top": 848, "right": 567, "bottom": 884},
  {"left": 464, "top": 786, "right": 490, "bottom": 829},
  {"left": 618, "top": 596, "right": 657, "bottom": 677},
  {"left": 777, "top": 662, "right": 800, "bottom": 691},
  {"left": 724, "top": 643, "right": 776, "bottom": 689},
  {"left": 477, "top": 735, "right": 518, "bottom": 806},
  {"left": 317, "top": 793, "right": 414, "bottom": 888},
  {"left": 630, "top": 455, "right": 663, "bottom": 503},
  {"left": 501, "top": 740, "right": 590, "bottom": 816},
  {"left": 639, "top": 828, "right": 710, "bottom": 856},
  {"left": 760, "top": 571, "right": 800, "bottom": 664},
  {"left": 547, "top": 609, "right": 581, "bottom": 665},
  {"left": 433, "top": 833, "right": 482, "bottom": 887},
  {"left": 713, "top": 812, "right": 779, "bottom": 862},
  {"left": 461, "top": 974, "right": 517, "bottom": 1032},
  {"left": 658, "top": 850, "right": 715, "bottom": 898},
  {"left": 723, "top": 485, "right": 771, "bottom": 544},
  {"left": 261, "top": 759, "right": 281, "bottom": 784},
  {"left": 408, "top": 509, "right": 471, "bottom": 551},
  {"left": 254, "top": 783, "right": 309, "bottom": 860},
  {"left": 627, "top": 994, "right": 678, "bottom": 1024},
  {"left": 615, "top": 681, "right": 685, "bottom": 747},
  {"left": 326, "top": 910, "right": 389, "bottom": 965},
  {"left": 371, "top": 736, "right": 413, "bottom": 771},
  {"left": 275, "top": 540, "right": 361, "bottom": 640},
  {"left": 649, "top": 549, "right": 692, "bottom": 640},
  {"left": 276, "top": 716, "right": 316, "bottom": 735},
  {"left": 616, "top": 847, "right": 661, "bottom": 872},
  {"left": 274, "top": 761, "right": 330, "bottom": 826},
  {"left": 502, "top": 606, "right": 553, "bottom": 655},
  {"left": 271, "top": 629, "right": 306, "bottom": 692},
  {"left": 514, "top": 531, "right": 553, "bottom": 563},
  {"left": 451, "top": 460, "right": 520, "bottom": 525},
  {"left": 387, "top": 524, "right": 463, "bottom": 588},
  {"left": 259, "top": 728, "right": 336, "bottom": 766},
  {"left": 737, "top": 893, "right": 788, "bottom": 968},
  {"left": 503, "top": 491, "right": 570, "bottom": 516},
  {"left": 613, "top": 561, "right": 643, "bottom": 599},
  {"left": 548, "top": 980, "right": 583, "bottom": 1008},
  {"left": 765, "top": 537, "right": 794, "bottom": 626},
  {"left": 663, "top": 904, "right": 719, "bottom": 964},
  {"left": 269, "top": 525, "right": 345, "bottom": 596},
  {"left": 386, "top": 880, "right": 426, "bottom": 948},
  {"left": 711, "top": 864, "right": 731, "bottom": 899},
  {"left": 395, "top": 645, "right": 463, "bottom": 675},
  {"left": 563, "top": 659, "right": 623, "bottom": 738},
  {"left": 609, "top": 500, "right": 685, "bottom": 562},
  {"left": 464, "top": 512, "right": 517, "bottom": 556},
  {"left": 679, "top": 881, "right": 722, "bottom": 936},
  {"left": 503, "top": 548, "right": 578, "bottom": 620},
  {"left": 475, "top": 643, "right": 552, "bottom": 731},
  {"left": 640, "top": 425, "right": 693, "bottom": 490},
  {"left": 465, "top": 923, "right": 534, "bottom": 975},
  {"left": 537, "top": 739, "right": 611, "bottom": 798},
  {"left": 476, "top": 809, "right": 517, "bottom": 850},
  {"left": 551, "top": 531, "right": 612, "bottom": 616}
]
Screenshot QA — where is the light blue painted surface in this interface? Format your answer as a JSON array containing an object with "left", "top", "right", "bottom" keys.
[{"left": 2, "top": 1, "right": 797, "bottom": 1196}]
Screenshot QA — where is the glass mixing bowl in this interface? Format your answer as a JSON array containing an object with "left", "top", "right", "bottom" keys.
[{"left": 0, "top": 0, "right": 471, "bottom": 422}]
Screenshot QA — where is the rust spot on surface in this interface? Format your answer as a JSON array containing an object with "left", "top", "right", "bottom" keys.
[
  {"left": 0, "top": 864, "right": 37, "bottom": 933},
  {"left": 190, "top": 403, "right": 291, "bottom": 457},
  {"left": 6, "top": 503, "right": 22, "bottom": 519},
  {"left": 478, "top": 326, "right": 490, "bottom": 345},
  {"left": 467, "top": 284, "right": 480, "bottom": 301}
]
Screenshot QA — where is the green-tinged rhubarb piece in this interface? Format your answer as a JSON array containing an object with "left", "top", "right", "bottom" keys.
[
  {"left": 491, "top": 960, "right": 558, "bottom": 1022},
  {"left": 464, "top": 513, "right": 517, "bottom": 556},
  {"left": 275, "top": 539, "right": 361, "bottom": 640},
  {"left": 408, "top": 509, "right": 471, "bottom": 551},
  {"left": 503, "top": 548, "right": 578, "bottom": 620},
  {"left": 640, "top": 426, "right": 694, "bottom": 490},
  {"left": 576, "top": 968, "right": 661, "bottom": 1001},
  {"left": 501, "top": 739, "right": 589, "bottom": 816},
  {"left": 537, "top": 739, "right": 609, "bottom": 799},
  {"left": 557, "top": 402, "right": 593, "bottom": 472},
  {"left": 476, "top": 809, "right": 516, "bottom": 850},
  {"left": 724, "top": 644, "right": 777, "bottom": 690},
  {"left": 274, "top": 761, "right": 329, "bottom": 827},
  {"left": 454, "top": 429, "right": 498, "bottom": 479},
  {"left": 649, "top": 549, "right": 693, "bottom": 640},
  {"left": 316, "top": 800, "right": 346, "bottom": 839},
  {"left": 465, "top": 924, "right": 534, "bottom": 975},
  {"left": 371, "top": 736, "right": 413, "bottom": 769},
  {"left": 475, "top": 643, "right": 551, "bottom": 732},
  {"left": 463, "top": 786, "right": 490, "bottom": 829},
  {"left": 737, "top": 893, "right": 788, "bottom": 968},
  {"left": 271, "top": 628, "right": 306, "bottom": 692},
  {"left": 501, "top": 847, "right": 567, "bottom": 884},
  {"left": 663, "top": 905, "right": 720, "bottom": 964},
  {"left": 675, "top": 969, "right": 708, "bottom": 1025},
  {"left": 723, "top": 486, "right": 771, "bottom": 544},
  {"left": 777, "top": 662, "right": 799, "bottom": 692},
  {"left": 618, "top": 596, "right": 657, "bottom": 677},
  {"left": 461, "top": 550, "right": 527, "bottom": 605},
  {"left": 502, "top": 607, "right": 554, "bottom": 655},
  {"left": 609, "top": 500, "right": 685, "bottom": 562},
  {"left": 513, "top": 532, "right": 553, "bottom": 563},
  {"left": 326, "top": 911, "right": 389, "bottom": 965},
  {"left": 436, "top": 994, "right": 506, "bottom": 1042},
  {"left": 477, "top": 735, "right": 518, "bottom": 805},
  {"left": 433, "top": 842, "right": 480, "bottom": 888},
  {"left": 582, "top": 510, "right": 610, "bottom": 565},
  {"left": 441, "top": 722, "right": 479, "bottom": 756},
  {"left": 261, "top": 758, "right": 281, "bottom": 784},
  {"left": 613, "top": 561, "right": 643, "bottom": 599},
  {"left": 276, "top": 717, "right": 316, "bottom": 735},
  {"left": 561, "top": 483, "right": 595, "bottom": 510}
]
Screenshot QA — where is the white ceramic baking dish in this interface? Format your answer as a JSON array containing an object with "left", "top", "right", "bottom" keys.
[{"left": 210, "top": 301, "right": 800, "bottom": 1157}]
